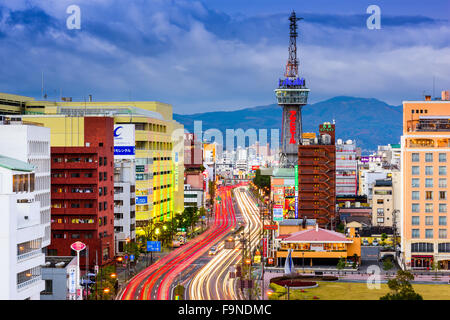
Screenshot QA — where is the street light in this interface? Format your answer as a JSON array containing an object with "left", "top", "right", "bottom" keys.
[{"left": 266, "top": 290, "right": 274, "bottom": 299}]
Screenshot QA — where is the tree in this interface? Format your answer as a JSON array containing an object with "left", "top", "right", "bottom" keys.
[
  {"left": 431, "top": 260, "right": 442, "bottom": 281},
  {"left": 336, "top": 223, "right": 345, "bottom": 233},
  {"left": 124, "top": 241, "right": 141, "bottom": 262},
  {"left": 380, "top": 270, "right": 423, "bottom": 300},
  {"left": 336, "top": 258, "right": 346, "bottom": 275},
  {"left": 382, "top": 258, "right": 394, "bottom": 279},
  {"left": 208, "top": 181, "right": 216, "bottom": 208},
  {"left": 253, "top": 169, "right": 270, "bottom": 190},
  {"left": 182, "top": 206, "right": 199, "bottom": 235}
]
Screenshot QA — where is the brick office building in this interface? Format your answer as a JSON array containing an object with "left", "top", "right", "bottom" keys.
[
  {"left": 48, "top": 117, "right": 115, "bottom": 269},
  {"left": 297, "top": 122, "right": 336, "bottom": 228}
]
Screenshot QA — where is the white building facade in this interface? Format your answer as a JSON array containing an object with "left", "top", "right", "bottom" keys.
[{"left": 0, "top": 156, "right": 45, "bottom": 300}]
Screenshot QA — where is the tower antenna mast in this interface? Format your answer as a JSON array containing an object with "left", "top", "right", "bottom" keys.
[{"left": 285, "top": 11, "right": 303, "bottom": 78}]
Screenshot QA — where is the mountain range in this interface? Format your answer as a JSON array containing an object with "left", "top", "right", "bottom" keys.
[{"left": 173, "top": 96, "right": 403, "bottom": 153}]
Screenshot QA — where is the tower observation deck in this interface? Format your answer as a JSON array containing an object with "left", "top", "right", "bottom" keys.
[{"left": 275, "top": 11, "right": 310, "bottom": 168}]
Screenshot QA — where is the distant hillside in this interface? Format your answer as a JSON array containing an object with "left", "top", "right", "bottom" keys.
[{"left": 174, "top": 96, "right": 403, "bottom": 153}]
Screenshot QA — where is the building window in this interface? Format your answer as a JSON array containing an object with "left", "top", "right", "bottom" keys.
[
  {"left": 412, "top": 216, "right": 420, "bottom": 226},
  {"left": 425, "top": 153, "right": 433, "bottom": 162},
  {"left": 71, "top": 173, "right": 80, "bottom": 178},
  {"left": 425, "top": 166, "right": 433, "bottom": 175},
  {"left": 42, "top": 280, "right": 53, "bottom": 295},
  {"left": 377, "top": 208, "right": 384, "bottom": 216},
  {"left": 425, "top": 203, "right": 433, "bottom": 213},
  {"left": 425, "top": 178, "right": 433, "bottom": 188},
  {"left": 412, "top": 191, "right": 420, "bottom": 200},
  {"left": 412, "top": 178, "right": 420, "bottom": 188},
  {"left": 439, "top": 178, "right": 447, "bottom": 188},
  {"left": 439, "top": 204, "right": 447, "bottom": 213},
  {"left": 412, "top": 153, "right": 420, "bottom": 162},
  {"left": 377, "top": 217, "right": 384, "bottom": 223},
  {"left": 438, "top": 243, "right": 450, "bottom": 252},
  {"left": 412, "top": 166, "right": 420, "bottom": 175},
  {"left": 425, "top": 229, "right": 433, "bottom": 239},
  {"left": 412, "top": 229, "right": 420, "bottom": 238},
  {"left": 411, "top": 242, "right": 433, "bottom": 252},
  {"left": 439, "top": 229, "right": 447, "bottom": 239},
  {"left": 439, "top": 166, "right": 447, "bottom": 176},
  {"left": 440, "top": 191, "right": 447, "bottom": 200},
  {"left": 71, "top": 233, "right": 80, "bottom": 239},
  {"left": 425, "top": 216, "right": 433, "bottom": 226},
  {"left": 439, "top": 153, "right": 447, "bottom": 163},
  {"left": 412, "top": 203, "right": 420, "bottom": 213},
  {"left": 425, "top": 191, "right": 433, "bottom": 200}
]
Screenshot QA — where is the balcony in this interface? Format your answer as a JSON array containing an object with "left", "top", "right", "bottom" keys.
[
  {"left": 52, "top": 177, "right": 98, "bottom": 185},
  {"left": 17, "top": 275, "right": 42, "bottom": 291},
  {"left": 17, "top": 249, "right": 42, "bottom": 262},
  {"left": 62, "top": 223, "right": 97, "bottom": 231},
  {"left": 52, "top": 162, "right": 98, "bottom": 170},
  {"left": 51, "top": 207, "right": 97, "bottom": 215},
  {"left": 51, "top": 192, "right": 97, "bottom": 200}
]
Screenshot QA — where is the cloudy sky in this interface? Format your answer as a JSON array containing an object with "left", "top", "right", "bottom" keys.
[{"left": 0, "top": 0, "right": 449, "bottom": 114}]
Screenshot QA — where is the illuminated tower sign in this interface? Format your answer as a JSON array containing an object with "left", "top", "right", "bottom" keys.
[{"left": 275, "top": 11, "right": 310, "bottom": 167}]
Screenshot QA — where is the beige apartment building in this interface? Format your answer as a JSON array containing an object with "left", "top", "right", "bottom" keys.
[
  {"left": 371, "top": 179, "right": 394, "bottom": 227},
  {"left": 401, "top": 92, "right": 450, "bottom": 270}
]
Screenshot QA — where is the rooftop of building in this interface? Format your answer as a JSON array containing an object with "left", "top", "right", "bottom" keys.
[
  {"left": 0, "top": 155, "right": 34, "bottom": 172},
  {"left": 374, "top": 179, "right": 392, "bottom": 187},
  {"left": 42, "top": 256, "right": 76, "bottom": 268},
  {"left": 278, "top": 226, "right": 352, "bottom": 243},
  {"left": 279, "top": 218, "right": 317, "bottom": 226}
]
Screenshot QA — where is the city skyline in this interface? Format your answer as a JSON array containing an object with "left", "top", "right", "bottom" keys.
[{"left": 0, "top": 0, "right": 448, "bottom": 114}]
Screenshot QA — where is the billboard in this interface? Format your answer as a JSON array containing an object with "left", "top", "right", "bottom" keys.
[{"left": 114, "top": 124, "right": 135, "bottom": 159}]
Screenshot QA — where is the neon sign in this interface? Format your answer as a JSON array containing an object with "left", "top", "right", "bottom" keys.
[
  {"left": 289, "top": 110, "right": 296, "bottom": 144},
  {"left": 278, "top": 77, "right": 305, "bottom": 87}
]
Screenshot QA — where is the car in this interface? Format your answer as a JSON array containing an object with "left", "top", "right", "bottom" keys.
[
  {"left": 372, "top": 239, "right": 379, "bottom": 246},
  {"left": 208, "top": 246, "right": 218, "bottom": 255}
]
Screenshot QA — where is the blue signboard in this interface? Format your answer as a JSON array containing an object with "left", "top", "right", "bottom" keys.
[
  {"left": 147, "top": 241, "right": 161, "bottom": 252},
  {"left": 136, "top": 196, "right": 148, "bottom": 205},
  {"left": 130, "top": 255, "right": 135, "bottom": 262},
  {"left": 278, "top": 77, "right": 305, "bottom": 87},
  {"left": 114, "top": 146, "right": 135, "bottom": 156}
]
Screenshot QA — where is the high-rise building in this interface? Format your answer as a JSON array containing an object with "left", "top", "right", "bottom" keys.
[
  {"left": 113, "top": 160, "right": 136, "bottom": 255},
  {"left": 0, "top": 117, "right": 51, "bottom": 247},
  {"left": 336, "top": 139, "right": 358, "bottom": 196},
  {"left": 0, "top": 155, "right": 45, "bottom": 299},
  {"left": 48, "top": 117, "right": 115, "bottom": 268},
  {"left": 401, "top": 95, "right": 450, "bottom": 270},
  {"left": 297, "top": 123, "right": 336, "bottom": 228}
]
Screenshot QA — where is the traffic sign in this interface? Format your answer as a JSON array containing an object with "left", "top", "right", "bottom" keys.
[
  {"left": 124, "top": 255, "right": 129, "bottom": 260},
  {"left": 70, "top": 241, "right": 86, "bottom": 252},
  {"left": 130, "top": 255, "right": 135, "bottom": 262},
  {"left": 147, "top": 241, "right": 161, "bottom": 252},
  {"left": 264, "top": 224, "right": 278, "bottom": 230}
]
